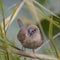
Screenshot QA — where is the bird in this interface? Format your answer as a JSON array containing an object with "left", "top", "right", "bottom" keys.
[{"left": 17, "top": 19, "right": 43, "bottom": 52}]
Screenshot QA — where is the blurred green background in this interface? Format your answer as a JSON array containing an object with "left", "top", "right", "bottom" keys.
[{"left": 0, "top": 0, "right": 60, "bottom": 55}]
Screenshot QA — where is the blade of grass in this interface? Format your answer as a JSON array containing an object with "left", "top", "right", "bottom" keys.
[
  {"left": 0, "top": 24, "right": 4, "bottom": 38},
  {"left": 1, "top": 16, "right": 10, "bottom": 29},
  {"left": 49, "top": 16, "right": 60, "bottom": 59},
  {"left": 8, "top": 3, "right": 16, "bottom": 10},
  {"left": 0, "top": 54, "right": 6, "bottom": 60},
  {"left": 0, "top": 0, "right": 6, "bottom": 35},
  {"left": 12, "top": 49, "right": 59, "bottom": 60},
  {"left": 5, "top": 5, "right": 18, "bottom": 32},
  {"left": 5, "top": 0, "right": 25, "bottom": 31},
  {"left": 0, "top": 49, "right": 6, "bottom": 54},
  {"left": 34, "top": 6, "right": 60, "bottom": 29},
  {"left": 26, "top": 0, "right": 40, "bottom": 22},
  {"left": 6, "top": 50, "right": 9, "bottom": 60},
  {"left": 1, "top": 0, "right": 30, "bottom": 31},
  {"left": 0, "top": 37, "right": 20, "bottom": 50},
  {"left": 33, "top": 0, "right": 60, "bottom": 19}
]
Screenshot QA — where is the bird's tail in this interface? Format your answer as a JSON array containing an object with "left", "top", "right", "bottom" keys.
[{"left": 17, "top": 19, "right": 23, "bottom": 28}]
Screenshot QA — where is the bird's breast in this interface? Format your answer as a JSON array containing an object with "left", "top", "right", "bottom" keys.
[{"left": 22, "top": 33, "right": 42, "bottom": 49}]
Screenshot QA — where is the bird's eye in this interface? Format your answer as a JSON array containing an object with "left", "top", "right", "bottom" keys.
[
  {"left": 28, "top": 28, "right": 37, "bottom": 35},
  {"left": 33, "top": 29, "right": 36, "bottom": 32}
]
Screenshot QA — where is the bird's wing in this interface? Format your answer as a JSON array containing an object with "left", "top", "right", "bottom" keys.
[{"left": 17, "top": 27, "right": 27, "bottom": 43}]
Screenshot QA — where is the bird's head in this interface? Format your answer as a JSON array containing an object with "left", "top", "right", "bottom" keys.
[{"left": 27, "top": 25, "right": 39, "bottom": 36}]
